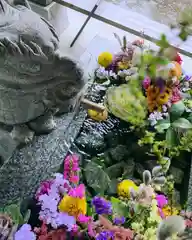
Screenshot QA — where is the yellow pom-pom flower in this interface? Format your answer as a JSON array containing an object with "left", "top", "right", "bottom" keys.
[
  {"left": 58, "top": 195, "right": 87, "bottom": 219},
  {"left": 98, "top": 52, "right": 113, "bottom": 68},
  {"left": 117, "top": 179, "right": 139, "bottom": 198}
]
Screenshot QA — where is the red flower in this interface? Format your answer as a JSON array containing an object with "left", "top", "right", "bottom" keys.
[{"left": 174, "top": 53, "right": 182, "bottom": 65}]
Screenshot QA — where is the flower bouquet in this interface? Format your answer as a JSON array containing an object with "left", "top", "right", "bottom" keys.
[{"left": 12, "top": 153, "right": 192, "bottom": 239}]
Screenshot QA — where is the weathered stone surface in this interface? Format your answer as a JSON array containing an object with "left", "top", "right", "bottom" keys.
[
  {"left": 0, "top": 110, "right": 86, "bottom": 207},
  {"left": 0, "top": 0, "right": 85, "bottom": 163}
]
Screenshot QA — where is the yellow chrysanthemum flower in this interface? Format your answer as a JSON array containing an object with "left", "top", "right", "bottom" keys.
[
  {"left": 98, "top": 52, "right": 113, "bottom": 68},
  {"left": 162, "top": 205, "right": 179, "bottom": 217},
  {"left": 117, "top": 179, "right": 139, "bottom": 198},
  {"left": 58, "top": 195, "right": 87, "bottom": 219},
  {"left": 117, "top": 61, "right": 130, "bottom": 70}
]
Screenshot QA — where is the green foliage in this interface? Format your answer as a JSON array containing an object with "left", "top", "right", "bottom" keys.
[
  {"left": 170, "top": 101, "right": 185, "bottom": 119},
  {"left": 172, "top": 118, "right": 192, "bottom": 129},
  {"left": 84, "top": 161, "right": 111, "bottom": 195},
  {"left": 111, "top": 197, "right": 130, "bottom": 217},
  {"left": 1, "top": 203, "right": 31, "bottom": 225}
]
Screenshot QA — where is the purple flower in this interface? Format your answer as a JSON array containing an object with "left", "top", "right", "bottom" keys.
[
  {"left": 14, "top": 224, "right": 36, "bottom": 240},
  {"left": 142, "top": 76, "right": 151, "bottom": 89},
  {"left": 92, "top": 196, "right": 112, "bottom": 215},
  {"left": 155, "top": 77, "right": 165, "bottom": 93},
  {"left": 113, "top": 216, "right": 125, "bottom": 225},
  {"left": 96, "top": 231, "right": 114, "bottom": 240},
  {"left": 184, "top": 75, "right": 191, "bottom": 81},
  {"left": 55, "top": 213, "right": 76, "bottom": 231}
]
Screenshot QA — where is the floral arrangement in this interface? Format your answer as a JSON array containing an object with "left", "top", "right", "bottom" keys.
[
  {"left": 12, "top": 153, "right": 192, "bottom": 239},
  {"left": 92, "top": 32, "right": 192, "bottom": 183}
]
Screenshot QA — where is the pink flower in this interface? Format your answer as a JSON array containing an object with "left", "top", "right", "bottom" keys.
[
  {"left": 72, "top": 224, "right": 79, "bottom": 233},
  {"left": 77, "top": 214, "right": 92, "bottom": 223},
  {"left": 64, "top": 154, "right": 80, "bottom": 184},
  {"left": 70, "top": 175, "right": 79, "bottom": 184},
  {"left": 156, "top": 194, "right": 168, "bottom": 208},
  {"left": 142, "top": 76, "right": 151, "bottom": 89},
  {"left": 185, "top": 219, "right": 192, "bottom": 228},
  {"left": 171, "top": 87, "right": 182, "bottom": 103},
  {"left": 88, "top": 222, "right": 97, "bottom": 237},
  {"left": 35, "top": 180, "right": 53, "bottom": 200},
  {"left": 68, "top": 184, "right": 85, "bottom": 198}
]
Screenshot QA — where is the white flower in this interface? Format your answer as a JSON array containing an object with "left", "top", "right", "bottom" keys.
[
  {"left": 96, "top": 67, "right": 117, "bottom": 79},
  {"left": 162, "top": 105, "right": 167, "bottom": 112},
  {"left": 109, "top": 70, "right": 117, "bottom": 79},
  {"left": 148, "top": 111, "right": 163, "bottom": 126}
]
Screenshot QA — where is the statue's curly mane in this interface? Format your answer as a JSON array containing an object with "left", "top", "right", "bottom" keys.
[{"left": 0, "top": 37, "right": 49, "bottom": 62}]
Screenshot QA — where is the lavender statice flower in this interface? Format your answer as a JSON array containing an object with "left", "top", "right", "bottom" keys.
[
  {"left": 148, "top": 111, "right": 163, "bottom": 126},
  {"left": 96, "top": 67, "right": 117, "bottom": 80},
  {"left": 113, "top": 216, "right": 126, "bottom": 225},
  {"left": 92, "top": 196, "right": 112, "bottom": 215},
  {"left": 38, "top": 173, "right": 72, "bottom": 229},
  {"left": 14, "top": 224, "right": 36, "bottom": 240},
  {"left": 55, "top": 213, "right": 76, "bottom": 231},
  {"left": 96, "top": 231, "right": 114, "bottom": 240}
]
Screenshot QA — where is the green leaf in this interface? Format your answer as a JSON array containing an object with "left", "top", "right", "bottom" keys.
[
  {"left": 188, "top": 113, "right": 192, "bottom": 123},
  {"left": 166, "top": 128, "right": 177, "bottom": 148},
  {"left": 156, "top": 34, "right": 169, "bottom": 49},
  {"left": 172, "top": 118, "right": 192, "bottom": 129},
  {"left": 179, "top": 29, "right": 188, "bottom": 41},
  {"left": 155, "top": 120, "right": 171, "bottom": 133},
  {"left": 106, "top": 162, "right": 125, "bottom": 179},
  {"left": 170, "top": 101, "right": 185, "bottom": 118},
  {"left": 111, "top": 197, "right": 129, "bottom": 217},
  {"left": 85, "top": 162, "right": 111, "bottom": 194},
  {"left": 107, "top": 179, "right": 119, "bottom": 195},
  {"left": 148, "top": 64, "right": 156, "bottom": 78},
  {"left": 154, "top": 56, "right": 169, "bottom": 65},
  {"left": 138, "top": 67, "right": 146, "bottom": 79},
  {"left": 23, "top": 209, "right": 31, "bottom": 224},
  {"left": 4, "top": 204, "right": 23, "bottom": 225}
]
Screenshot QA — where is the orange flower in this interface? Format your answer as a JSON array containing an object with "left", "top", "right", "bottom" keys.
[{"left": 146, "top": 85, "right": 172, "bottom": 112}]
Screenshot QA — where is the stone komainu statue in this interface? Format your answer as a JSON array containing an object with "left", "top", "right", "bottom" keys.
[{"left": 0, "top": 0, "right": 85, "bottom": 148}]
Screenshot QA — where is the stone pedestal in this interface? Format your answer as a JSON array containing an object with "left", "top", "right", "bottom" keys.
[{"left": 29, "top": 1, "right": 69, "bottom": 36}]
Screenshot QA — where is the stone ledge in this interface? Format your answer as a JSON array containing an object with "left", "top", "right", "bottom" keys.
[{"left": 29, "top": 1, "right": 69, "bottom": 36}]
